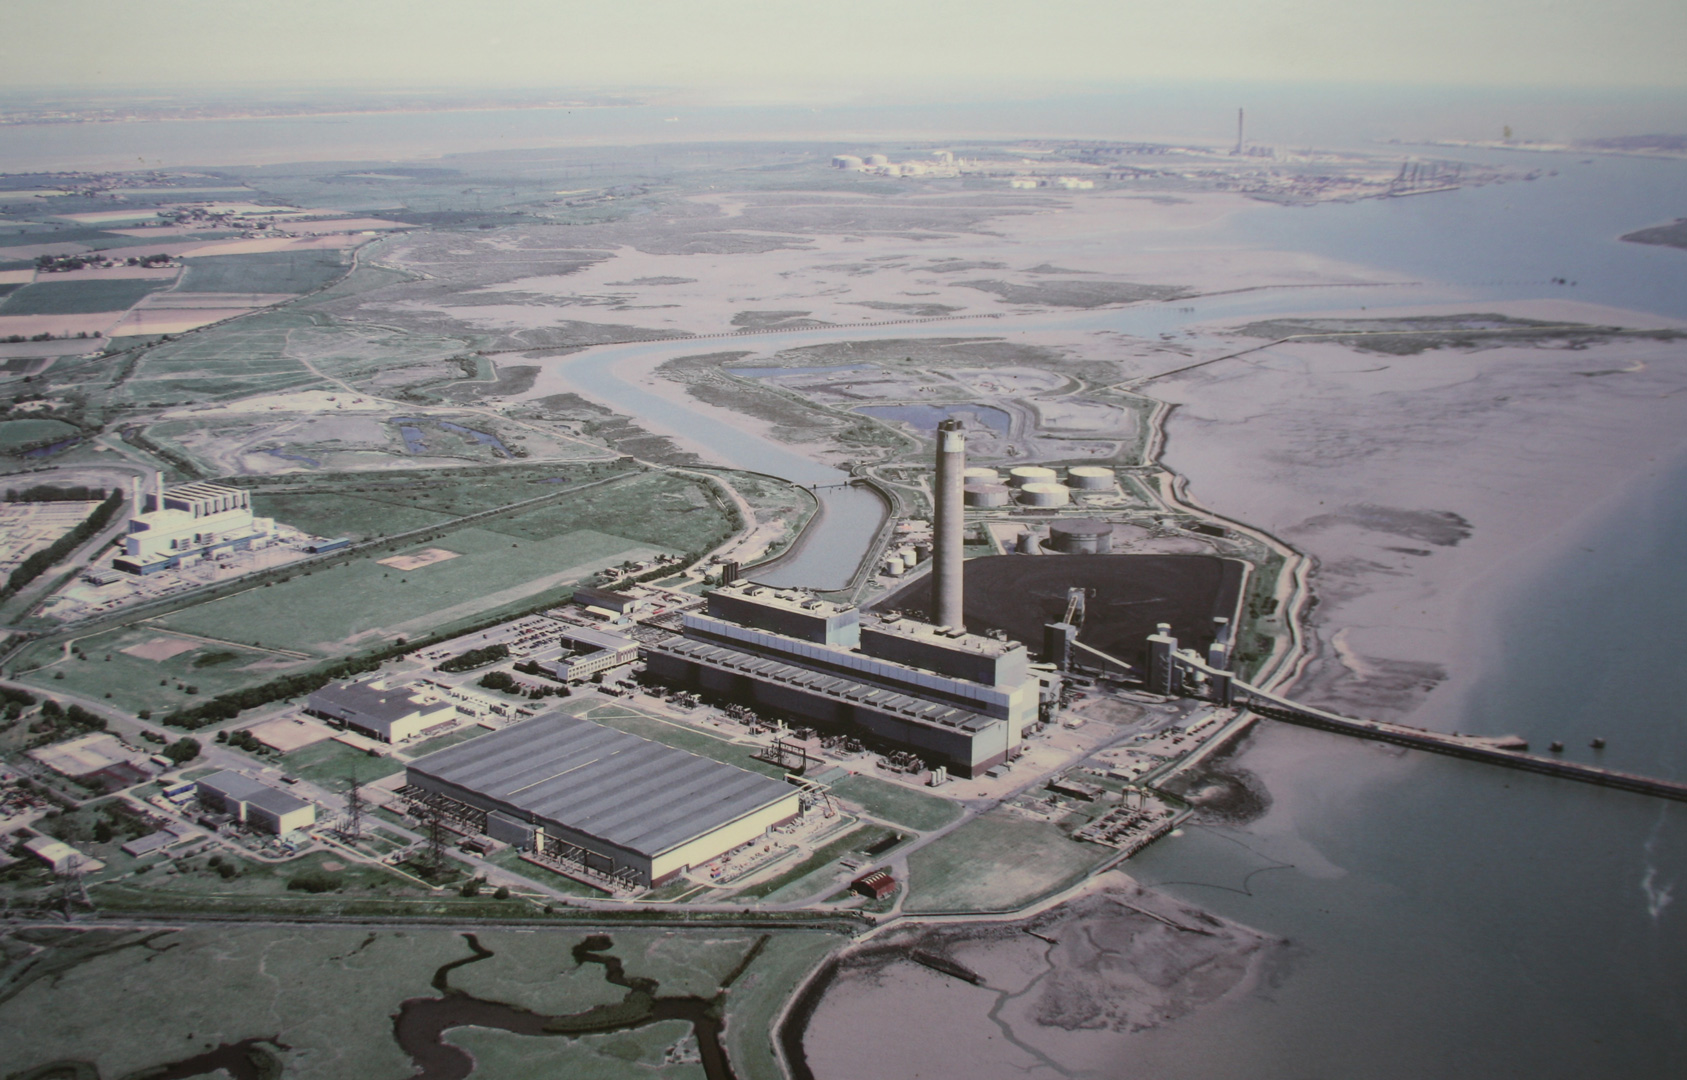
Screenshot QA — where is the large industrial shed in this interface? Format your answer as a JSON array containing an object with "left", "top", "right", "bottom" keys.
[{"left": 404, "top": 713, "right": 801, "bottom": 888}]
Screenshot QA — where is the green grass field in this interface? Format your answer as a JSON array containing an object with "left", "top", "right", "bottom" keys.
[
  {"left": 826, "top": 774, "right": 963, "bottom": 832},
  {"left": 156, "top": 526, "right": 655, "bottom": 656},
  {"left": 106, "top": 311, "right": 325, "bottom": 404},
  {"left": 404, "top": 728, "right": 482, "bottom": 759},
  {"left": 253, "top": 489, "right": 455, "bottom": 541},
  {"left": 0, "top": 278, "right": 172, "bottom": 315},
  {"left": 280, "top": 739, "right": 404, "bottom": 792},
  {"left": 14, "top": 627, "right": 297, "bottom": 715},
  {"left": 248, "top": 463, "right": 637, "bottom": 536},
  {"left": 486, "top": 471, "right": 734, "bottom": 555},
  {"left": 0, "top": 417, "right": 78, "bottom": 451},
  {"left": 178, "top": 251, "right": 350, "bottom": 293},
  {"left": 902, "top": 810, "right": 1111, "bottom": 914}
]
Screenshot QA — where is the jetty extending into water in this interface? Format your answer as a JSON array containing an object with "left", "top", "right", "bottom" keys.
[
  {"left": 1149, "top": 647, "right": 1687, "bottom": 803},
  {"left": 1243, "top": 696, "right": 1687, "bottom": 802}
]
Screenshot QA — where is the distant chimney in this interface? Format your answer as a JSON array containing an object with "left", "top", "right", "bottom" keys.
[{"left": 933, "top": 419, "right": 965, "bottom": 629}]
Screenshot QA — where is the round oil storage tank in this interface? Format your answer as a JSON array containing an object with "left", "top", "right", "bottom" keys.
[
  {"left": 964, "top": 483, "right": 1011, "bottom": 507},
  {"left": 1067, "top": 465, "right": 1116, "bottom": 491},
  {"left": 1049, "top": 518, "right": 1115, "bottom": 553},
  {"left": 1018, "top": 482, "right": 1071, "bottom": 508},
  {"left": 964, "top": 467, "right": 1003, "bottom": 485},
  {"left": 1008, "top": 466, "right": 1058, "bottom": 488}
]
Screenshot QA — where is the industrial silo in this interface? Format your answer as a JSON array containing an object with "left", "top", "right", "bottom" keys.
[
  {"left": 1066, "top": 465, "right": 1116, "bottom": 491},
  {"left": 1018, "top": 482, "right": 1071, "bottom": 507},
  {"left": 1008, "top": 466, "right": 1058, "bottom": 488},
  {"left": 1049, "top": 518, "right": 1114, "bottom": 553},
  {"left": 963, "top": 467, "right": 1002, "bottom": 485},
  {"left": 964, "top": 483, "right": 1011, "bottom": 507}
]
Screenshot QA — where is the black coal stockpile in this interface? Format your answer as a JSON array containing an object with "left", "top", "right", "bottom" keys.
[{"left": 875, "top": 554, "right": 1244, "bottom": 669}]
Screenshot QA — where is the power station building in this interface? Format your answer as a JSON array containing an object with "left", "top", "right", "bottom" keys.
[
  {"left": 113, "top": 473, "right": 275, "bottom": 575},
  {"left": 643, "top": 585, "right": 1040, "bottom": 776},
  {"left": 404, "top": 713, "right": 801, "bottom": 888},
  {"left": 641, "top": 419, "right": 1044, "bottom": 777}
]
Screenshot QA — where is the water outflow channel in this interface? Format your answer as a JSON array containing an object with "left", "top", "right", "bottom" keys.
[{"left": 520, "top": 281, "right": 1465, "bottom": 590}]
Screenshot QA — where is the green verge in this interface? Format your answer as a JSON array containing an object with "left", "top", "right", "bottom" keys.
[
  {"left": 825, "top": 773, "right": 963, "bottom": 832},
  {"left": 902, "top": 809, "right": 1111, "bottom": 914},
  {"left": 733, "top": 823, "right": 892, "bottom": 902},
  {"left": 281, "top": 739, "right": 405, "bottom": 793}
]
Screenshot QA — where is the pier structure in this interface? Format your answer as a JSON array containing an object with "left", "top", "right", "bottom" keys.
[{"left": 1098, "top": 627, "right": 1687, "bottom": 803}]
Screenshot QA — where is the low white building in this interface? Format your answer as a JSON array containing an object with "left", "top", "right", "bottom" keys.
[
  {"left": 113, "top": 473, "right": 274, "bottom": 575},
  {"left": 23, "top": 835, "right": 104, "bottom": 875}
]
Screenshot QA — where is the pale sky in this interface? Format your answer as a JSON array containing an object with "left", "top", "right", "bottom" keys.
[{"left": 3, "top": 0, "right": 1684, "bottom": 96}]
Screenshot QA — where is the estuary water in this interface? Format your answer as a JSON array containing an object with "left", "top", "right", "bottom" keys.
[
  {"left": 3, "top": 106, "right": 1684, "bottom": 1073},
  {"left": 529, "top": 151, "right": 1687, "bottom": 1076}
]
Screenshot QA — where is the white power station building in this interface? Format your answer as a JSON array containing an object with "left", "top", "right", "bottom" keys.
[{"left": 113, "top": 473, "right": 275, "bottom": 575}]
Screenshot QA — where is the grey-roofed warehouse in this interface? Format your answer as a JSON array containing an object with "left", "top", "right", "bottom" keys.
[{"left": 404, "top": 712, "right": 801, "bottom": 887}]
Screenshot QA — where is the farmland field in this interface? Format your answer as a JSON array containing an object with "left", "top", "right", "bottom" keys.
[
  {"left": 0, "top": 277, "right": 172, "bottom": 315},
  {"left": 178, "top": 251, "right": 351, "bottom": 293}
]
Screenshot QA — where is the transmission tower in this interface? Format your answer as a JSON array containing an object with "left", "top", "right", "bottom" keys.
[
  {"left": 343, "top": 772, "right": 363, "bottom": 843},
  {"left": 424, "top": 804, "right": 447, "bottom": 879}
]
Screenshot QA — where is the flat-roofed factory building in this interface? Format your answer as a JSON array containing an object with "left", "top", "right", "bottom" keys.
[
  {"left": 641, "top": 582, "right": 1043, "bottom": 777},
  {"left": 306, "top": 679, "right": 456, "bottom": 743},
  {"left": 403, "top": 713, "right": 801, "bottom": 889},
  {"left": 545, "top": 626, "right": 639, "bottom": 682},
  {"left": 196, "top": 770, "right": 316, "bottom": 835}
]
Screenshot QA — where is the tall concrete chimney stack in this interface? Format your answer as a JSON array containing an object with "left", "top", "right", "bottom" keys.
[{"left": 933, "top": 419, "right": 965, "bottom": 629}]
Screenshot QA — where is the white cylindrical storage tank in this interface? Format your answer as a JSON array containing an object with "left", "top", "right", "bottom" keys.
[
  {"left": 896, "top": 546, "right": 917, "bottom": 567},
  {"left": 882, "top": 558, "right": 905, "bottom": 576},
  {"left": 964, "top": 483, "right": 1011, "bottom": 508},
  {"left": 1008, "top": 466, "right": 1058, "bottom": 488},
  {"left": 963, "top": 467, "right": 1002, "bottom": 485},
  {"left": 1018, "top": 482, "right": 1071, "bottom": 508},
  {"left": 865, "top": 153, "right": 889, "bottom": 166},
  {"left": 832, "top": 154, "right": 864, "bottom": 170},
  {"left": 1067, "top": 465, "right": 1116, "bottom": 491},
  {"left": 1049, "top": 518, "right": 1114, "bottom": 554}
]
